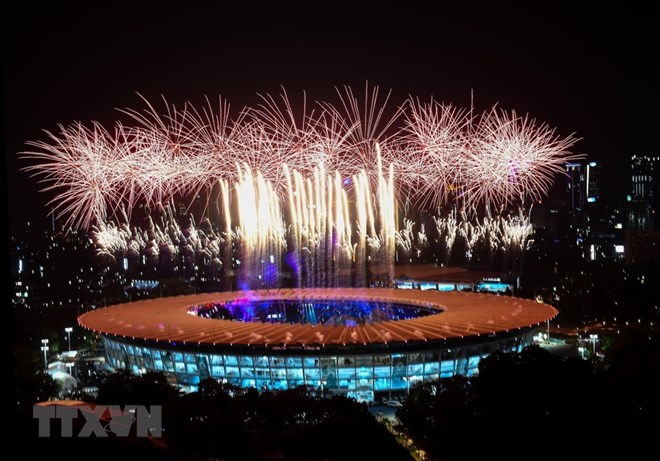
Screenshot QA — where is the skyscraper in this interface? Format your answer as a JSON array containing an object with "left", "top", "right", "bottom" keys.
[
  {"left": 625, "top": 155, "right": 660, "bottom": 265},
  {"left": 628, "top": 155, "right": 659, "bottom": 230},
  {"left": 565, "top": 162, "right": 585, "bottom": 211},
  {"left": 586, "top": 161, "right": 600, "bottom": 203},
  {"left": 630, "top": 155, "right": 658, "bottom": 201}
]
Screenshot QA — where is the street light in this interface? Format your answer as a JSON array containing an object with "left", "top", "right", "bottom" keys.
[
  {"left": 65, "top": 327, "right": 73, "bottom": 351},
  {"left": 40, "top": 339, "right": 49, "bottom": 368},
  {"left": 578, "top": 346, "right": 586, "bottom": 359},
  {"left": 589, "top": 334, "right": 598, "bottom": 354}
]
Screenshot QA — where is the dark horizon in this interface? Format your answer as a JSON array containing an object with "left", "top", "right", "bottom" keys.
[{"left": 4, "top": 3, "right": 659, "bottom": 233}]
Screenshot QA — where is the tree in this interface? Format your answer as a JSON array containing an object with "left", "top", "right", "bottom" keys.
[
  {"left": 15, "top": 346, "right": 59, "bottom": 411},
  {"left": 95, "top": 369, "right": 180, "bottom": 406},
  {"left": 398, "top": 345, "right": 610, "bottom": 460}
]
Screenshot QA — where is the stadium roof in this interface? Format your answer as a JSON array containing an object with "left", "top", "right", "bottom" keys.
[{"left": 78, "top": 288, "right": 556, "bottom": 349}]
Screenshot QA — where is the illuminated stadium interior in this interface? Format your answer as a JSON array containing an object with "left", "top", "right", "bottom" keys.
[{"left": 190, "top": 299, "right": 440, "bottom": 326}]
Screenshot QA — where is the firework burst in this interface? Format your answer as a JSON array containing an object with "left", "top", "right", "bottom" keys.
[
  {"left": 463, "top": 106, "right": 580, "bottom": 211},
  {"left": 21, "top": 85, "right": 581, "bottom": 231}
]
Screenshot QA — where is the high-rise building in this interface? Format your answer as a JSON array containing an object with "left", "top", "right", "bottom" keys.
[
  {"left": 550, "top": 160, "right": 620, "bottom": 261},
  {"left": 630, "top": 155, "right": 658, "bottom": 200},
  {"left": 565, "top": 162, "right": 585, "bottom": 210},
  {"left": 628, "top": 155, "right": 659, "bottom": 230},
  {"left": 625, "top": 155, "right": 660, "bottom": 265},
  {"left": 586, "top": 161, "right": 600, "bottom": 203}
]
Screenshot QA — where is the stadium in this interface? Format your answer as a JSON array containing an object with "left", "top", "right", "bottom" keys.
[
  {"left": 32, "top": 89, "right": 570, "bottom": 402},
  {"left": 78, "top": 287, "right": 556, "bottom": 402}
]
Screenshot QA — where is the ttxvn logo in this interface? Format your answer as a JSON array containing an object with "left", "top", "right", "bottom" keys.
[{"left": 33, "top": 404, "right": 162, "bottom": 437}]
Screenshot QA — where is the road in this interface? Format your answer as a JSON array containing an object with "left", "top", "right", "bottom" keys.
[{"left": 368, "top": 403, "right": 400, "bottom": 423}]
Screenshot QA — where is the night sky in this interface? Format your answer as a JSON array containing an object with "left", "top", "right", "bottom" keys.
[{"left": 3, "top": 2, "right": 659, "bottom": 233}]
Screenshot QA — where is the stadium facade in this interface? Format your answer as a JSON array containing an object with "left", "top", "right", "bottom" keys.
[{"left": 79, "top": 288, "right": 555, "bottom": 401}]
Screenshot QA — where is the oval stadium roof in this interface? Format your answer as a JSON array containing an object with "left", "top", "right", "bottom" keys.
[{"left": 78, "top": 288, "right": 557, "bottom": 349}]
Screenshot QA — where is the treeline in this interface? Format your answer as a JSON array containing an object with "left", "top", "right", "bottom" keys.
[
  {"left": 22, "top": 369, "right": 413, "bottom": 461},
  {"left": 397, "top": 342, "right": 658, "bottom": 460}
]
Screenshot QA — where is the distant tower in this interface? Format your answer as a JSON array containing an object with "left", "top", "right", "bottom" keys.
[
  {"left": 625, "top": 155, "right": 660, "bottom": 265},
  {"left": 565, "top": 162, "right": 585, "bottom": 210},
  {"left": 585, "top": 161, "right": 600, "bottom": 203},
  {"left": 564, "top": 162, "right": 590, "bottom": 236},
  {"left": 630, "top": 155, "right": 657, "bottom": 200},
  {"left": 628, "top": 155, "right": 659, "bottom": 230}
]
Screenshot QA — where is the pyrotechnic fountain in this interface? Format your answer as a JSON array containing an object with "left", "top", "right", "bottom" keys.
[{"left": 211, "top": 143, "right": 397, "bottom": 290}]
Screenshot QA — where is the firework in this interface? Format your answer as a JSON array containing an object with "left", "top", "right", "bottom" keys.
[
  {"left": 398, "top": 98, "right": 473, "bottom": 210},
  {"left": 21, "top": 85, "right": 580, "bottom": 234},
  {"left": 463, "top": 107, "right": 580, "bottom": 211}
]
